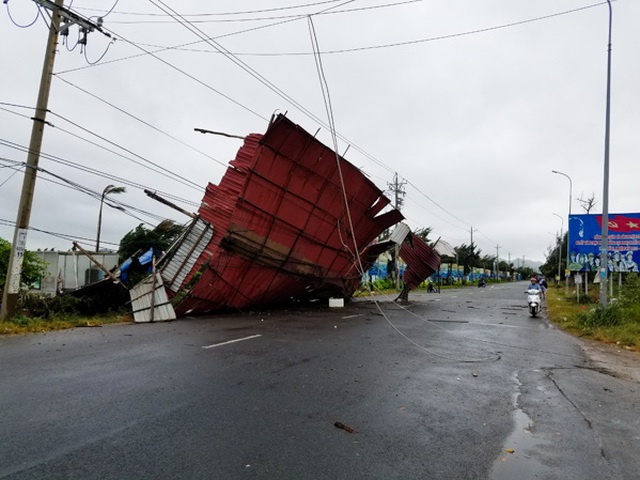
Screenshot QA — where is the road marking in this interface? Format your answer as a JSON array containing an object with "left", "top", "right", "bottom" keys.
[{"left": 202, "top": 334, "right": 262, "bottom": 349}]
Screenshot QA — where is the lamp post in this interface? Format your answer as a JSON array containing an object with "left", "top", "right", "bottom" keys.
[
  {"left": 599, "top": 0, "right": 613, "bottom": 308},
  {"left": 96, "top": 185, "right": 125, "bottom": 252},
  {"left": 553, "top": 213, "right": 563, "bottom": 284},
  {"left": 552, "top": 170, "right": 572, "bottom": 295}
]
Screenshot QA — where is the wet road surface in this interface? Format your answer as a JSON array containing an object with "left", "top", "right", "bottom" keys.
[{"left": 1, "top": 282, "right": 638, "bottom": 479}]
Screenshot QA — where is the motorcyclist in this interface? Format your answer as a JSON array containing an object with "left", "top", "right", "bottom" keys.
[{"left": 528, "top": 277, "right": 545, "bottom": 298}]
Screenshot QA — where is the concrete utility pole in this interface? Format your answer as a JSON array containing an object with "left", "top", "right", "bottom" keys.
[
  {"left": 469, "top": 226, "right": 477, "bottom": 283},
  {"left": 1, "top": 0, "right": 63, "bottom": 321},
  {"left": 387, "top": 172, "right": 406, "bottom": 289},
  {"left": 495, "top": 244, "right": 500, "bottom": 279},
  {"left": 1, "top": 0, "right": 107, "bottom": 320},
  {"left": 600, "top": 0, "right": 613, "bottom": 308}
]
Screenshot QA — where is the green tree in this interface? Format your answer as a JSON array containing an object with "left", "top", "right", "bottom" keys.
[
  {"left": 0, "top": 237, "right": 48, "bottom": 292},
  {"left": 455, "top": 243, "right": 481, "bottom": 277},
  {"left": 118, "top": 220, "right": 184, "bottom": 263},
  {"left": 414, "top": 227, "right": 432, "bottom": 243},
  {"left": 540, "top": 232, "right": 567, "bottom": 281}
]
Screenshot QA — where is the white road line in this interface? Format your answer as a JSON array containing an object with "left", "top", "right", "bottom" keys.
[{"left": 202, "top": 334, "right": 262, "bottom": 349}]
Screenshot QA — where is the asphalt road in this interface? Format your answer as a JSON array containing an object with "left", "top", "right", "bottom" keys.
[{"left": 1, "top": 282, "right": 638, "bottom": 480}]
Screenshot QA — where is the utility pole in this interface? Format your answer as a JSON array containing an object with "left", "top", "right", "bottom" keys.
[
  {"left": 469, "top": 226, "right": 477, "bottom": 283},
  {"left": 495, "top": 244, "right": 501, "bottom": 279},
  {"left": 1, "top": 0, "right": 63, "bottom": 321},
  {"left": 387, "top": 172, "right": 406, "bottom": 289},
  {"left": 599, "top": 0, "right": 613, "bottom": 308},
  {"left": 1, "top": 0, "right": 106, "bottom": 320},
  {"left": 387, "top": 172, "right": 407, "bottom": 211}
]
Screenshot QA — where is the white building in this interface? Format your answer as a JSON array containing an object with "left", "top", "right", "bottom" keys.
[{"left": 32, "top": 250, "right": 119, "bottom": 296}]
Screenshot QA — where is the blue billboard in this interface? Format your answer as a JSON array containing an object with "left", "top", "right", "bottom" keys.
[{"left": 568, "top": 213, "right": 640, "bottom": 272}]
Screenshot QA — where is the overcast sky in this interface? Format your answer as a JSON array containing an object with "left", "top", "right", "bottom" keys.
[{"left": 1, "top": 0, "right": 638, "bottom": 264}]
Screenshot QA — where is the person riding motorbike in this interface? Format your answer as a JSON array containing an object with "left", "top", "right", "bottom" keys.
[{"left": 528, "top": 276, "right": 545, "bottom": 298}]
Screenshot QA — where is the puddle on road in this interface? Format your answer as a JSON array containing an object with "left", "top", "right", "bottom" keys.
[{"left": 490, "top": 377, "right": 546, "bottom": 480}]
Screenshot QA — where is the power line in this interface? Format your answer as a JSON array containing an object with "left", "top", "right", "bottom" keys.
[
  {"left": 0, "top": 217, "right": 120, "bottom": 247},
  {"left": 74, "top": 1, "right": 609, "bottom": 57},
  {"left": 46, "top": 109, "right": 204, "bottom": 191},
  {"left": 95, "top": 0, "right": 421, "bottom": 24},
  {"left": 53, "top": 76, "right": 229, "bottom": 169},
  {"left": 77, "top": 0, "right": 345, "bottom": 18},
  {"left": 0, "top": 142, "right": 200, "bottom": 212},
  {"left": 6, "top": 2, "right": 536, "bottom": 258}
]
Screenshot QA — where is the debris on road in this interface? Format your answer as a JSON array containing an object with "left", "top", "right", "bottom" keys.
[{"left": 334, "top": 421, "right": 357, "bottom": 433}]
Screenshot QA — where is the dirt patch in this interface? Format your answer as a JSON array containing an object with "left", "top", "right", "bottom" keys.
[{"left": 580, "top": 339, "right": 640, "bottom": 383}]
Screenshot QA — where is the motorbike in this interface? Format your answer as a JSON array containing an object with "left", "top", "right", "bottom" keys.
[{"left": 525, "top": 288, "right": 542, "bottom": 317}]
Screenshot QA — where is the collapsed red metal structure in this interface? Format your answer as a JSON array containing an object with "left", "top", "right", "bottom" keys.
[{"left": 144, "top": 115, "right": 440, "bottom": 317}]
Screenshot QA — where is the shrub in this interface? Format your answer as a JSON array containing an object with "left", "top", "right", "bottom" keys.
[
  {"left": 577, "top": 303, "right": 623, "bottom": 329},
  {"left": 18, "top": 293, "right": 90, "bottom": 319}
]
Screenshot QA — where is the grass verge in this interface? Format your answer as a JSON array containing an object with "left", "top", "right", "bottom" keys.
[
  {"left": 0, "top": 313, "right": 133, "bottom": 336},
  {"left": 546, "top": 283, "right": 639, "bottom": 352}
]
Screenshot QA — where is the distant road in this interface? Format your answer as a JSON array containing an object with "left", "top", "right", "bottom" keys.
[{"left": 1, "top": 282, "right": 638, "bottom": 479}]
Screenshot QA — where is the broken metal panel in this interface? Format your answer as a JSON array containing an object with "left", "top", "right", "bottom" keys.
[
  {"left": 399, "top": 233, "right": 441, "bottom": 290},
  {"left": 161, "top": 217, "right": 214, "bottom": 292},
  {"left": 172, "top": 115, "right": 404, "bottom": 315},
  {"left": 432, "top": 238, "right": 457, "bottom": 258},
  {"left": 130, "top": 273, "right": 176, "bottom": 323},
  {"left": 390, "top": 222, "right": 411, "bottom": 245}
]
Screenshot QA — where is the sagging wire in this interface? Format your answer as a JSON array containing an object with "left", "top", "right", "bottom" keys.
[
  {"left": 83, "top": 35, "right": 117, "bottom": 65},
  {"left": 357, "top": 282, "right": 501, "bottom": 363},
  {"left": 307, "top": 13, "right": 363, "bottom": 275},
  {"left": 5, "top": 0, "right": 41, "bottom": 28},
  {"left": 307, "top": 14, "right": 492, "bottom": 363}
]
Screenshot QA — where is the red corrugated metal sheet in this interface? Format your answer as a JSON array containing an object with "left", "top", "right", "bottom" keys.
[
  {"left": 399, "top": 233, "right": 441, "bottom": 290},
  {"left": 172, "top": 115, "right": 404, "bottom": 314}
]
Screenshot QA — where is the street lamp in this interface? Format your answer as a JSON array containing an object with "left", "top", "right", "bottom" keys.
[
  {"left": 600, "top": 0, "right": 613, "bottom": 308},
  {"left": 552, "top": 170, "right": 572, "bottom": 295},
  {"left": 96, "top": 185, "right": 125, "bottom": 252},
  {"left": 553, "top": 213, "right": 563, "bottom": 284}
]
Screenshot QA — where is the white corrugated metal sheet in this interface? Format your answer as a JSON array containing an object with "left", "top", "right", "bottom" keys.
[
  {"left": 390, "top": 222, "right": 411, "bottom": 245},
  {"left": 161, "top": 218, "right": 214, "bottom": 293},
  {"left": 130, "top": 273, "right": 175, "bottom": 323},
  {"left": 433, "top": 239, "right": 457, "bottom": 258}
]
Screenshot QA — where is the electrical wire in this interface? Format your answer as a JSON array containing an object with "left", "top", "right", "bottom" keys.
[
  {"left": 77, "top": 0, "right": 344, "bottom": 18},
  {"left": 0, "top": 217, "right": 120, "bottom": 247},
  {"left": 307, "top": 13, "right": 365, "bottom": 278},
  {"left": 17, "top": 1, "right": 544, "bottom": 258},
  {"left": 45, "top": 109, "right": 203, "bottom": 191},
  {"left": 0, "top": 139, "right": 200, "bottom": 213},
  {"left": 83, "top": 36, "right": 117, "bottom": 65},
  {"left": 5, "top": 1, "right": 41, "bottom": 28},
  {"left": 53, "top": 76, "right": 229, "bottom": 169},
  {"left": 100, "top": 0, "right": 421, "bottom": 24},
  {"left": 0, "top": 157, "right": 166, "bottom": 225}
]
